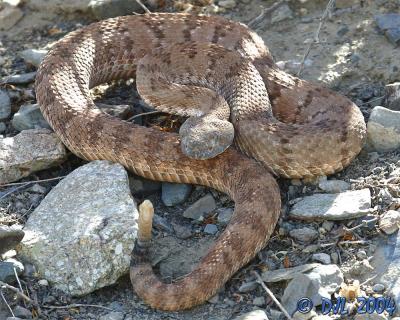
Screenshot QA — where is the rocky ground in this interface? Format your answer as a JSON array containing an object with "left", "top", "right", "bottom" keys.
[{"left": 1, "top": 0, "right": 400, "bottom": 319}]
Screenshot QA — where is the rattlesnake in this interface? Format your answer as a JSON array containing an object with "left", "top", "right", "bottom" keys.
[{"left": 35, "top": 13, "right": 366, "bottom": 311}]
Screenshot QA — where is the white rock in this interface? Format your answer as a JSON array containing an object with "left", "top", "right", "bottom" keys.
[
  {"left": 318, "top": 179, "right": 350, "bottom": 193},
  {"left": 0, "top": 129, "right": 67, "bottom": 184},
  {"left": 379, "top": 210, "right": 400, "bottom": 234},
  {"left": 290, "top": 189, "right": 371, "bottom": 220},
  {"left": 367, "top": 106, "right": 400, "bottom": 152},
  {"left": 18, "top": 161, "right": 138, "bottom": 296},
  {"left": 20, "top": 49, "right": 48, "bottom": 67},
  {"left": 282, "top": 264, "right": 343, "bottom": 315},
  {"left": 233, "top": 310, "right": 269, "bottom": 320},
  {"left": 0, "top": 4, "right": 23, "bottom": 31}
]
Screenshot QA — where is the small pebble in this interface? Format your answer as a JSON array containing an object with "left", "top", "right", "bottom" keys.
[
  {"left": 13, "top": 306, "right": 31, "bottom": 319},
  {"left": 356, "top": 250, "right": 367, "bottom": 260},
  {"left": 161, "top": 182, "right": 192, "bottom": 207},
  {"left": 20, "top": 48, "right": 48, "bottom": 67},
  {"left": 238, "top": 281, "right": 257, "bottom": 293},
  {"left": 12, "top": 103, "right": 51, "bottom": 131},
  {"left": 253, "top": 296, "right": 265, "bottom": 307},
  {"left": 322, "top": 221, "right": 334, "bottom": 232},
  {"left": 172, "top": 223, "right": 193, "bottom": 239},
  {"left": 289, "top": 227, "right": 319, "bottom": 243},
  {"left": 318, "top": 179, "right": 350, "bottom": 193},
  {"left": 99, "top": 311, "right": 124, "bottom": 320},
  {"left": 0, "top": 89, "right": 11, "bottom": 120},
  {"left": 217, "top": 208, "right": 233, "bottom": 225},
  {"left": 0, "top": 258, "right": 24, "bottom": 283},
  {"left": 379, "top": 210, "right": 400, "bottom": 234},
  {"left": 331, "top": 252, "right": 339, "bottom": 264},
  {"left": 312, "top": 253, "right": 331, "bottom": 264},
  {"left": 218, "top": 0, "right": 236, "bottom": 9},
  {"left": 38, "top": 279, "right": 49, "bottom": 286},
  {"left": 204, "top": 224, "right": 218, "bottom": 235},
  {"left": 372, "top": 283, "right": 385, "bottom": 293},
  {"left": 183, "top": 194, "right": 216, "bottom": 220}
]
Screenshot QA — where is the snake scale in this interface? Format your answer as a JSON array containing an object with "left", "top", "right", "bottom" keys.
[{"left": 35, "top": 13, "right": 366, "bottom": 311}]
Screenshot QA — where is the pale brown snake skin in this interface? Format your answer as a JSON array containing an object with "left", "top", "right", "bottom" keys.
[{"left": 35, "top": 13, "right": 366, "bottom": 310}]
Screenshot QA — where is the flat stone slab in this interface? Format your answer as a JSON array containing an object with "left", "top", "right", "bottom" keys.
[
  {"left": 0, "top": 129, "right": 67, "bottom": 184},
  {"left": 18, "top": 161, "right": 139, "bottom": 296},
  {"left": 289, "top": 189, "right": 371, "bottom": 220}
]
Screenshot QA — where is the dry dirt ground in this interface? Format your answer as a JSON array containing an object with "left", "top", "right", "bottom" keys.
[{"left": 1, "top": 0, "right": 400, "bottom": 319}]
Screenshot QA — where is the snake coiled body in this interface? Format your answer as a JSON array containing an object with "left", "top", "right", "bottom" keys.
[{"left": 35, "top": 13, "right": 366, "bottom": 310}]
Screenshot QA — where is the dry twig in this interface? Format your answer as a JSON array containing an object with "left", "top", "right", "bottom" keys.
[
  {"left": 0, "top": 281, "right": 34, "bottom": 304},
  {"left": 135, "top": 0, "right": 151, "bottom": 13},
  {"left": 297, "top": 0, "right": 336, "bottom": 76},
  {"left": 248, "top": 0, "right": 286, "bottom": 29},
  {"left": 0, "top": 289, "right": 14, "bottom": 317},
  {"left": 0, "top": 176, "right": 66, "bottom": 188},
  {"left": 253, "top": 271, "right": 294, "bottom": 320},
  {"left": 42, "top": 303, "right": 113, "bottom": 311},
  {"left": 127, "top": 110, "right": 160, "bottom": 122}
]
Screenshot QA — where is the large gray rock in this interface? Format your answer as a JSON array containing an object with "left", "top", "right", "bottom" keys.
[
  {"left": 282, "top": 264, "right": 343, "bottom": 316},
  {"left": 367, "top": 106, "right": 400, "bottom": 152},
  {"left": 0, "top": 90, "right": 11, "bottom": 120},
  {"left": 12, "top": 103, "right": 51, "bottom": 131},
  {"left": 0, "top": 129, "right": 67, "bottom": 184},
  {"left": 19, "top": 161, "right": 138, "bottom": 296},
  {"left": 290, "top": 189, "right": 371, "bottom": 220}
]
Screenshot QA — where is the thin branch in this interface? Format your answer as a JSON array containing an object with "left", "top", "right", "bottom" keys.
[
  {"left": 135, "top": 0, "right": 151, "bottom": 13},
  {"left": 127, "top": 110, "right": 160, "bottom": 122},
  {"left": 253, "top": 271, "right": 294, "bottom": 320},
  {"left": 0, "top": 176, "right": 66, "bottom": 188},
  {"left": 248, "top": 0, "right": 286, "bottom": 29},
  {"left": 42, "top": 303, "right": 113, "bottom": 311},
  {"left": 0, "top": 281, "right": 34, "bottom": 304},
  {"left": 297, "top": 0, "right": 336, "bottom": 76},
  {"left": 0, "top": 184, "right": 31, "bottom": 201},
  {"left": 0, "top": 289, "right": 14, "bottom": 317}
]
